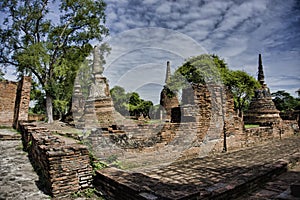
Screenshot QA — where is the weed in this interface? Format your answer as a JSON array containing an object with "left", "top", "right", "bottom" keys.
[
  {"left": 15, "top": 144, "right": 23, "bottom": 151},
  {"left": 27, "top": 140, "right": 32, "bottom": 149},
  {"left": 71, "top": 188, "right": 105, "bottom": 199}
]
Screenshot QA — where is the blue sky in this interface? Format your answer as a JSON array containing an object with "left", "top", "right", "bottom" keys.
[
  {"left": 2, "top": 0, "right": 300, "bottom": 104},
  {"left": 102, "top": 0, "right": 300, "bottom": 103}
]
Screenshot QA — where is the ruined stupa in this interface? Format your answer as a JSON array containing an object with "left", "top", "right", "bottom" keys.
[
  {"left": 79, "top": 45, "right": 115, "bottom": 128},
  {"left": 160, "top": 61, "right": 179, "bottom": 121},
  {"left": 244, "top": 54, "right": 281, "bottom": 126}
]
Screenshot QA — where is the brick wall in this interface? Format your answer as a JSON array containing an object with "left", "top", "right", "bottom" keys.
[
  {"left": 169, "top": 83, "right": 244, "bottom": 155},
  {"left": 0, "top": 80, "right": 18, "bottom": 126},
  {"left": 18, "top": 121, "right": 93, "bottom": 198},
  {"left": 0, "top": 76, "right": 31, "bottom": 127},
  {"left": 13, "top": 76, "right": 31, "bottom": 128}
]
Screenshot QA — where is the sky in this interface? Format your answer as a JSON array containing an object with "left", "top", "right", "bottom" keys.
[
  {"left": 101, "top": 0, "right": 300, "bottom": 104},
  {"left": 2, "top": 0, "right": 300, "bottom": 104}
]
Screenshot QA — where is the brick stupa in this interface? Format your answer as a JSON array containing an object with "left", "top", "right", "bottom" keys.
[
  {"left": 160, "top": 61, "right": 179, "bottom": 122},
  {"left": 79, "top": 45, "right": 115, "bottom": 128},
  {"left": 244, "top": 54, "right": 281, "bottom": 126}
]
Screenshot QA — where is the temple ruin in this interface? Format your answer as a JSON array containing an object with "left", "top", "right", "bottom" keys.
[
  {"left": 0, "top": 76, "right": 31, "bottom": 127},
  {"left": 77, "top": 46, "right": 116, "bottom": 129},
  {"left": 159, "top": 61, "right": 179, "bottom": 122},
  {"left": 1, "top": 52, "right": 299, "bottom": 199},
  {"left": 244, "top": 54, "right": 282, "bottom": 126}
]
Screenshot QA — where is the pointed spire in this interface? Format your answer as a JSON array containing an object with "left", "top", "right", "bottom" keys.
[
  {"left": 165, "top": 61, "right": 171, "bottom": 83},
  {"left": 258, "top": 54, "right": 265, "bottom": 85}
]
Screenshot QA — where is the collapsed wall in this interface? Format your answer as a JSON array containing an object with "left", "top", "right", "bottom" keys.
[
  {"left": 18, "top": 121, "right": 93, "bottom": 198},
  {"left": 172, "top": 84, "right": 243, "bottom": 152}
]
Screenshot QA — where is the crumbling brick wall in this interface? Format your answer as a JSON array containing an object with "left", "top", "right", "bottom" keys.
[
  {"left": 0, "top": 76, "right": 31, "bottom": 127},
  {"left": 0, "top": 80, "right": 18, "bottom": 126},
  {"left": 18, "top": 121, "right": 93, "bottom": 198}
]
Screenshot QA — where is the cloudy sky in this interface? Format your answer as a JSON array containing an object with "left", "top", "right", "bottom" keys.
[
  {"left": 102, "top": 0, "right": 300, "bottom": 104},
  {"left": 2, "top": 0, "right": 299, "bottom": 104}
]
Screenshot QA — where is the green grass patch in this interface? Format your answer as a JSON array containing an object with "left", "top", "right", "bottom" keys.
[
  {"left": 244, "top": 124, "right": 260, "bottom": 128},
  {"left": 0, "top": 125, "right": 12, "bottom": 129},
  {"left": 71, "top": 188, "right": 105, "bottom": 199}
]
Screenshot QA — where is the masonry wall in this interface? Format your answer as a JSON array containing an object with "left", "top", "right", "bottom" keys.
[
  {"left": 0, "top": 80, "right": 18, "bottom": 126},
  {"left": 0, "top": 77, "right": 31, "bottom": 127},
  {"left": 18, "top": 121, "right": 93, "bottom": 198},
  {"left": 170, "top": 84, "right": 244, "bottom": 157},
  {"left": 13, "top": 76, "right": 31, "bottom": 128},
  {"left": 242, "top": 121, "right": 298, "bottom": 146}
]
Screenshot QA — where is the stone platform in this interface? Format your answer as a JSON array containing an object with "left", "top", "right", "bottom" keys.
[{"left": 94, "top": 136, "right": 300, "bottom": 200}]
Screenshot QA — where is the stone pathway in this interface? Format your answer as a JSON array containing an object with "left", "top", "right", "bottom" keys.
[
  {"left": 0, "top": 129, "right": 50, "bottom": 200},
  {"left": 238, "top": 162, "right": 300, "bottom": 200},
  {"left": 95, "top": 136, "right": 300, "bottom": 199}
]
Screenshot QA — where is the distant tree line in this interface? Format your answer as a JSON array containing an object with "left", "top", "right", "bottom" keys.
[
  {"left": 272, "top": 90, "right": 300, "bottom": 112},
  {"left": 110, "top": 86, "right": 153, "bottom": 118}
]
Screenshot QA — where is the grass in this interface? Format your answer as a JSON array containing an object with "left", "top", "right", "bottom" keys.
[
  {"left": 71, "top": 188, "right": 106, "bottom": 199},
  {"left": 244, "top": 124, "right": 260, "bottom": 128},
  {"left": 0, "top": 125, "right": 14, "bottom": 130}
]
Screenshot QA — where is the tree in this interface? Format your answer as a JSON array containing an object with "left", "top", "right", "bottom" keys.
[
  {"left": 110, "top": 86, "right": 154, "bottom": 118},
  {"left": 224, "top": 70, "right": 260, "bottom": 114},
  {"left": 110, "top": 86, "right": 129, "bottom": 115},
  {"left": 0, "top": 0, "right": 108, "bottom": 123},
  {"left": 168, "top": 54, "right": 260, "bottom": 114},
  {"left": 29, "top": 80, "right": 46, "bottom": 114},
  {"left": 272, "top": 90, "right": 300, "bottom": 112},
  {"left": 296, "top": 89, "right": 300, "bottom": 98},
  {"left": 0, "top": 69, "right": 4, "bottom": 81}
]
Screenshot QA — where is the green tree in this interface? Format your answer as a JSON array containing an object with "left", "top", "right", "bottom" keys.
[
  {"left": 29, "top": 80, "right": 46, "bottom": 114},
  {"left": 110, "top": 86, "right": 153, "bottom": 118},
  {"left": 224, "top": 70, "right": 260, "bottom": 114},
  {"left": 296, "top": 89, "right": 300, "bottom": 98},
  {"left": 168, "top": 54, "right": 260, "bottom": 114},
  {"left": 0, "top": 69, "right": 4, "bottom": 81},
  {"left": 76, "top": 43, "right": 110, "bottom": 100},
  {"left": 272, "top": 90, "right": 300, "bottom": 112},
  {"left": 139, "top": 100, "right": 153, "bottom": 117},
  {"left": 0, "top": 0, "right": 108, "bottom": 123},
  {"left": 110, "top": 86, "right": 129, "bottom": 115}
]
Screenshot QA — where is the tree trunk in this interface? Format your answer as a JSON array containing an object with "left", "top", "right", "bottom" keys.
[{"left": 46, "top": 93, "right": 54, "bottom": 123}]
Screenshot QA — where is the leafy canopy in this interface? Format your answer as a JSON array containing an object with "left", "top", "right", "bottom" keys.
[
  {"left": 272, "top": 90, "right": 300, "bottom": 112},
  {"left": 168, "top": 54, "right": 260, "bottom": 113},
  {"left": 110, "top": 86, "right": 154, "bottom": 118},
  {"left": 0, "top": 0, "right": 108, "bottom": 122}
]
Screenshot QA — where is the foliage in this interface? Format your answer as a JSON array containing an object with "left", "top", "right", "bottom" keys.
[
  {"left": 168, "top": 54, "right": 260, "bottom": 113},
  {"left": 71, "top": 188, "right": 104, "bottom": 199},
  {"left": 272, "top": 90, "right": 300, "bottom": 112},
  {"left": 244, "top": 124, "right": 260, "bottom": 128},
  {"left": 110, "top": 86, "right": 154, "bottom": 118},
  {"left": 29, "top": 80, "right": 46, "bottom": 114},
  {"left": 296, "top": 89, "right": 300, "bottom": 98},
  {"left": 0, "top": 68, "right": 4, "bottom": 80},
  {"left": 224, "top": 70, "right": 260, "bottom": 113},
  {"left": 0, "top": 0, "right": 108, "bottom": 123},
  {"left": 167, "top": 54, "right": 221, "bottom": 92},
  {"left": 89, "top": 152, "right": 108, "bottom": 173},
  {"left": 110, "top": 86, "right": 129, "bottom": 115},
  {"left": 75, "top": 43, "right": 111, "bottom": 99}
]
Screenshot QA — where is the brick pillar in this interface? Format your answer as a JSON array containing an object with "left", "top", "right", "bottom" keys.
[{"left": 13, "top": 76, "right": 31, "bottom": 128}]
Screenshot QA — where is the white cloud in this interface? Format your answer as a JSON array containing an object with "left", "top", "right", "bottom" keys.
[{"left": 156, "top": 2, "right": 172, "bottom": 14}]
